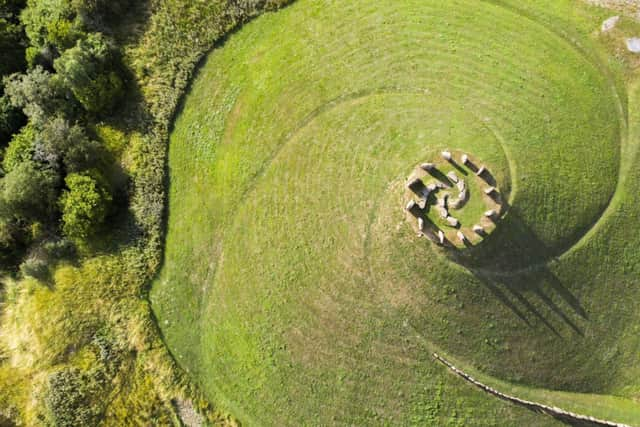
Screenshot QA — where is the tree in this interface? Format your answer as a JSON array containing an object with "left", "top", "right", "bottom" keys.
[
  {"left": 3, "top": 66, "right": 75, "bottom": 125},
  {"left": 59, "top": 170, "right": 111, "bottom": 239},
  {"left": 36, "top": 116, "right": 101, "bottom": 172},
  {"left": 53, "top": 32, "right": 123, "bottom": 113},
  {"left": 21, "top": 0, "right": 80, "bottom": 54},
  {"left": 1, "top": 160, "right": 59, "bottom": 220}
]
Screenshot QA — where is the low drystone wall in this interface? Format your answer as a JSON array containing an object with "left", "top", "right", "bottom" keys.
[{"left": 432, "top": 353, "right": 633, "bottom": 427}]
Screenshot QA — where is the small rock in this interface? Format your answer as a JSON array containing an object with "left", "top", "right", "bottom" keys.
[
  {"left": 446, "top": 216, "right": 459, "bottom": 227},
  {"left": 626, "top": 37, "right": 640, "bottom": 53},
  {"left": 601, "top": 16, "right": 620, "bottom": 32}
]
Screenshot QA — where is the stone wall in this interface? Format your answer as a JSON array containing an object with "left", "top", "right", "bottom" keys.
[{"left": 432, "top": 353, "right": 632, "bottom": 427}]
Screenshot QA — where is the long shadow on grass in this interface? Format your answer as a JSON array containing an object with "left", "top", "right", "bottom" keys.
[{"left": 449, "top": 209, "right": 588, "bottom": 337}]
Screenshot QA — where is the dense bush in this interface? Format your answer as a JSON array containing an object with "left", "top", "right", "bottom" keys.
[
  {"left": 59, "top": 171, "right": 111, "bottom": 240},
  {"left": 2, "top": 123, "right": 34, "bottom": 172},
  {"left": 1, "top": 161, "right": 59, "bottom": 221},
  {"left": 44, "top": 367, "right": 99, "bottom": 427}
]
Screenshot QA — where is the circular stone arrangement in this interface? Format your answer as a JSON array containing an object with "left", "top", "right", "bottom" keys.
[{"left": 404, "top": 150, "right": 505, "bottom": 248}]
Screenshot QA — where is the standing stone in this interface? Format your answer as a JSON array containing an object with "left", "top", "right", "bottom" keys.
[
  {"left": 461, "top": 154, "right": 469, "bottom": 165},
  {"left": 456, "top": 180, "right": 466, "bottom": 192},
  {"left": 457, "top": 231, "right": 466, "bottom": 242},
  {"left": 446, "top": 216, "right": 459, "bottom": 227},
  {"left": 417, "top": 198, "right": 427, "bottom": 209},
  {"left": 426, "top": 183, "right": 438, "bottom": 192},
  {"left": 418, "top": 217, "right": 425, "bottom": 231},
  {"left": 601, "top": 16, "right": 620, "bottom": 33},
  {"left": 484, "top": 209, "right": 496, "bottom": 218},
  {"left": 473, "top": 224, "right": 484, "bottom": 234},
  {"left": 476, "top": 166, "right": 486, "bottom": 176},
  {"left": 446, "top": 171, "right": 459, "bottom": 183},
  {"left": 407, "top": 178, "right": 423, "bottom": 192},
  {"left": 438, "top": 230, "right": 445, "bottom": 245},
  {"left": 421, "top": 162, "right": 435, "bottom": 172},
  {"left": 441, "top": 150, "right": 452, "bottom": 161},
  {"left": 484, "top": 186, "right": 496, "bottom": 195},
  {"left": 406, "top": 200, "right": 416, "bottom": 211},
  {"left": 437, "top": 206, "right": 448, "bottom": 219},
  {"left": 627, "top": 38, "right": 640, "bottom": 53}
]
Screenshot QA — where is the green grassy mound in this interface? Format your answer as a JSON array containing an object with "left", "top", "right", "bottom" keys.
[{"left": 151, "top": 0, "right": 640, "bottom": 424}]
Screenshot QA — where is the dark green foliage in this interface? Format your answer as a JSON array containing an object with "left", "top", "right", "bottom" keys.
[
  {"left": 0, "top": 215, "right": 27, "bottom": 265},
  {"left": 72, "top": 0, "right": 132, "bottom": 32},
  {"left": 59, "top": 170, "right": 111, "bottom": 239},
  {"left": 0, "top": 94, "right": 25, "bottom": 145},
  {"left": 54, "top": 33, "right": 123, "bottom": 113},
  {"left": 41, "top": 236, "right": 75, "bottom": 258},
  {"left": 44, "top": 367, "right": 99, "bottom": 427},
  {"left": 0, "top": 0, "right": 27, "bottom": 76},
  {"left": 1, "top": 161, "right": 58, "bottom": 221}
]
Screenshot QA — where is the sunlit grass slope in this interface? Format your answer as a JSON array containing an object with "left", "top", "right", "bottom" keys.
[{"left": 152, "top": 0, "right": 640, "bottom": 424}]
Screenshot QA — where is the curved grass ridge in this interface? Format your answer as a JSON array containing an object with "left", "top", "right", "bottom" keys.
[{"left": 152, "top": 0, "right": 640, "bottom": 424}]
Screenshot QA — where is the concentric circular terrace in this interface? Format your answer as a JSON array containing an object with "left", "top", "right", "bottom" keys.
[{"left": 152, "top": 0, "right": 628, "bottom": 424}]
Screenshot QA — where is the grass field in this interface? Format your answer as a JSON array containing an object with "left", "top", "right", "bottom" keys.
[{"left": 151, "top": 0, "right": 640, "bottom": 424}]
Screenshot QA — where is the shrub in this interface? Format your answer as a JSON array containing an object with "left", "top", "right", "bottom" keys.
[
  {"left": 19, "top": 253, "right": 49, "bottom": 280},
  {"left": 2, "top": 123, "right": 34, "bottom": 172},
  {"left": 1, "top": 161, "right": 59, "bottom": 220},
  {"left": 59, "top": 171, "right": 111, "bottom": 239},
  {"left": 43, "top": 367, "right": 99, "bottom": 427},
  {"left": 94, "top": 123, "right": 126, "bottom": 157}
]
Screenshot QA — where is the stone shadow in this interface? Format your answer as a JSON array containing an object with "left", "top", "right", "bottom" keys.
[{"left": 449, "top": 209, "right": 588, "bottom": 336}]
